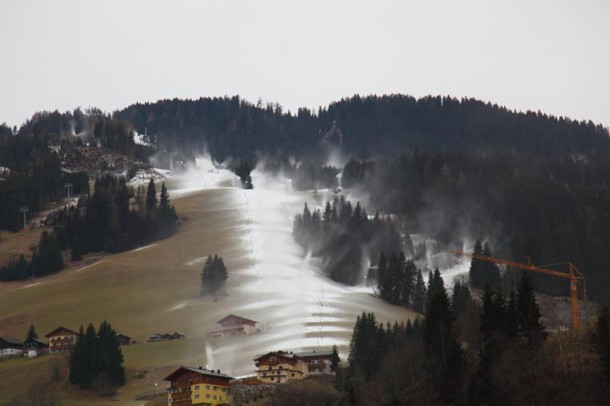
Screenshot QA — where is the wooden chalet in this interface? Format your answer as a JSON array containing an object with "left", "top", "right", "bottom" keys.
[
  {"left": 45, "top": 326, "right": 78, "bottom": 353},
  {"left": 253, "top": 351, "right": 308, "bottom": 384},
  {"left": 164, "top": 366, "right": 233, "bottom": 406},
  {"left": 294, "top": 349, "right": 335, "bottom": 376},
  {"left": 0, "top": 337, "right": 23, "bottom": 357},
  {"left": 211, "top": 314, "right": 258, "bottom": 338},
  {"left": 24, "top": 338, "right": 49, "bottom": 357},
  {"left": 115, "top": 333, "right": 134, "bottom": 345}
]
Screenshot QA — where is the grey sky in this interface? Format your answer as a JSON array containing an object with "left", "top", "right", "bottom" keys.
[{"left": 1, "top": 0, "right": 609, "bottom": 128}]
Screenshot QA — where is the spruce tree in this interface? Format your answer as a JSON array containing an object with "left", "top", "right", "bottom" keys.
[
  {"left": 482, "top": 242, "right": 502, "bottom": 289},
  {"left": 96, "top": 321, "right": 125, "bottom": 386},
  {"left": 25, "top": 324, "right": 38, "bottom": 342},
  {"left": 69, "top": 326, "right": 85, "bottom": 387},
  {"left": 145, "top": 178, "right": 157, "bottom": 211},
  {"left": 591, "top": 307, "right": 610, "bottom": 376},
  {"left": 401, "top": 257, "right": 416, "bottom": 306},
  {"left": 201, "top": 254, "right": 228, "bottom": 295},
  {"left": 451, "top": 279, "right": 471, "bottom": 318},
  {"left": 516, "top": 272, "right": 547, "bottom": 347},
  {"left": 331, "top": 344, "right": 340, "bottom": 372},
  {"left": 423, "top": 275, "right": 465, "bottom": 404},
  {"left": 469, "top": 239, "right": 485, "bottom": 289},
  {"left": 413, "top": 269, "right": 427, "bottom": 313},
  {"left": 348, "top": 312, "right": 383, "bottom": 381},
  {"left": 376, "top": 252, "right": 389, "bottom": 300},
  {"left": 426, "top": 269, "right": 443, "bottom": 311},
  {"left": 81, "top": 323, "right": 98, "bottom": 389},
  {"left": 387, "top": 253, "right": 401, "bottom": 305}
]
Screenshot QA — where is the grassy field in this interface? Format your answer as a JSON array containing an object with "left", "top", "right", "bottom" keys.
[
  {"left": 0, "top": 228, "right": 42, "bottom": 267},
  {"left": 0, "top": 184, "right": 416, "bottom": 404}
]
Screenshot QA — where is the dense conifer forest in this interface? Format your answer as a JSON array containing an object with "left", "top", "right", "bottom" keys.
[
  {"left": 114, "top": 95, "right": 609, "bottom": 160},
  {"left": 293, "top": 197, "right": 401, "bottom": 285},
  {"left": 344, "top": 277, "right": 610, "bottom": 405},
  {"left": 3, "top": 94, "right": 610, "bottom": 299}
]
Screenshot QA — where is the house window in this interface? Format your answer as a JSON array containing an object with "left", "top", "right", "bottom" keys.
[
  {"left": 206, "top": 385, "right": 210, "bottom": 390},
  {"left": 292, "top": 373, "right": 295, "bottom": 377},
  {"left": 271, "top": 377, "right": 274, "bottom": 381},
  {"left": 279, "top": 365, "right": 282, "bottom": 370},
  {"left": 268, "top": 366, "right": 272, "bottom": 370},
  {"left": 206, "top": 394, "right": 210, "bottom": 399},
  {"left": 194, "top": 385, "right": 199, "bottom": 390},
  {"left": 213, "top": 395, "right": 217, "bottom": 400},
  {"left": 213, "top": 386, "right": 217, "bottom": 391},
  {"left": 263, "top": 372, "right": 267, "bottom": 377},
  {"left": 194, "top": 394, "right": 200, "bottom": 399}
]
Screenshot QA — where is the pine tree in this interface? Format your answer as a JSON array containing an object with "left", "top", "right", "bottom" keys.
[
  {"left": 505, "top": 290, "right": 519, "bottom": 337},
  {"left": 469, "top": 239, "right": 485, "bottom": 289},
  {"left": 376, "top": 252, "right": 389, "bottom": 300},
  {"left": 516, "top": 272, "right": 547, "bottom": 347},
  {"left": 145, "top": 178, "right": 157, "bottom": 211},
  {"left": 201, "top": 254, "right": 228, "bottom": 295},
  {"left": 331, "top": 344, "right": 340, "bottom": 373},
  {"left": 482, "top": 242, "right": 502, "bottom": 289},
  {"left": 96, "top": 321, "right": 126, "bottom": 386},
  {"left": 451, "top": 279, "right": 471, "bottom": 318},
  {"left": 69, "top": 326, "right": 85, "bottom": 387},
  {"left": 387, "top": 253, "right": 401, "bottom": 305},
  {"left": 426, "top": 269, "right": 444, "bottom": 311},
  {"left": 25, "top": 324, "right": 38, "bottom": 342},
  {"left": 413, "top": 269, "right": 427, "bottom": 313},
  {"left": 348, "top": 312, "right": 383, "bottom": 381},
  {"left": 591, "top": 307, "right": 610, "bottom": 376},
  {"left": 423, "top": 276, "right": 465, "bottom": 404},
  {"left": 401, "top": 256, "right": 416, "bottom": 306}
]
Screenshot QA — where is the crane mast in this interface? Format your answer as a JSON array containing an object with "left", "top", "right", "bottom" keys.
[{"left": 451, "top": 250, "right": 587, "bottom": 329}]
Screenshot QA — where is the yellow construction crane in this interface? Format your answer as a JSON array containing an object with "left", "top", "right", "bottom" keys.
[{"left": 451, "top": 250, "right": 587, "bottom": 329}]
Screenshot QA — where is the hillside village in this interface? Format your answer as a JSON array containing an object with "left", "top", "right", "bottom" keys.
[{"left": 1, "top": 313, "right": 340, "bottom": 405}]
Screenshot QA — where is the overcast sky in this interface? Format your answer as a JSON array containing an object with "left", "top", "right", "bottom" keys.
[{"left": 1, "top": 0, "right": 609, "bottom": 128}]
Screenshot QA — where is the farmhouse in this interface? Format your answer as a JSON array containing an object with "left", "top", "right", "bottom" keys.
[
  {"left": 45, "top": 326, "right": 78, "bottom": 353},
  {"left": 115, "top": 333, "right": 134, "bottom": 345},
  {"left": 253, "top": 351, "right": 309, "bottom": 384},
  {"left": 164, "top": 366, "right": 233, "bottom": 405},
  {"left": 23, "top": 338, "right": 49, "bottom": 357},
  {"left": 0, "top": 337, "right": 23, "bottom": 358},
  {"left": 211, "top": 314, "right": 258, "bottom": 337},
  {"left": 295, "top": 349, "right": 335, "bottom": 376}
]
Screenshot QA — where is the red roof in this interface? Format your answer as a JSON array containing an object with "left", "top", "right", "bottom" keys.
[
  {"left": 163, "top": 366, "right": 233, "bottom": 382},
  {"left": 45, "top": 326, "right": 78, "bottom": 338},
  {"left": 217, "top": 314, "right": 258, "bottom": 326}
]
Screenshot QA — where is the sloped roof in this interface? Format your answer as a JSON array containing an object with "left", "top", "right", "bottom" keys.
[
  {"left": 163, "top": 366, "right": 233, "bottom": 382},
  {"left": 217, "top": 314, "right": 258, "bottom": 325},
  {"left": 45, "top": 326, "right": 78, "bottom": 338},
  {"left": 0, "top": 337, "right": 23, "bottom": 347},
  {"left": 294, "top": 350, "right": 334, "bottom": 358},
  {"left": 253, "top": 351, "right": 298, "bottom": 361},
  {"left": 24, "top": 338, "right": 48, "bottom": 348}
]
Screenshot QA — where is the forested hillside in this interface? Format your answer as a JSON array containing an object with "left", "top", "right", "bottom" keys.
[
  {"left": 4, "top": 94, "right": 610, "bottom": 300},
  {"left": 0, "top": 110, "right": 153, "bottom": 230},
  {"left": 114, "top": 95, "right": 610, "bottom": 161}
]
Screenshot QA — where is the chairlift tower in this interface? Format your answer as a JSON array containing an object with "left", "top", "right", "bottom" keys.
[
  {"left": 20, "top": 206, "right": 29, "bottom": 230},
  {"left": 64, "top": 182, "right": 73, "bottom": 199}
]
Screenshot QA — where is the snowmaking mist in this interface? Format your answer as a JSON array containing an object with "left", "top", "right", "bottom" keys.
[{"left": 167, "top": 158, "right": 415, "bottom": 376}]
